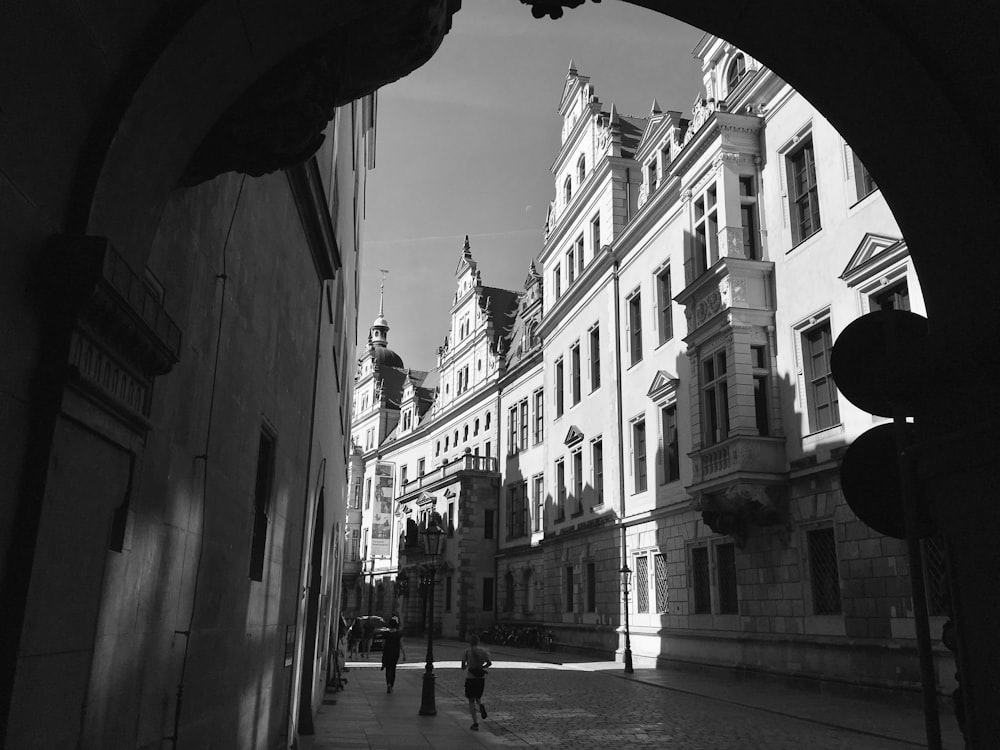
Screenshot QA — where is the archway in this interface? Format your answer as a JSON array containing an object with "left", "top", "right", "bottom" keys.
[{"left": 297, "top": 494, "right": 325, "bottom": 736}]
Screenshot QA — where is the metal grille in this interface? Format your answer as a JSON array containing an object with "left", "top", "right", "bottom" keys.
[
  {"left": 922, "top": 535, "right": 950, "bottom": 616},
  {"left": 635, "top": 555, "right": 649, "bottom": 613},
  {"left": 717, "top": 543, "right": 738, "bottom": 614},
  {"left": 692, "top": 547, "right": 711, "bottom": 614},
  {"left": 654, "top": 553, "right": 669, "bottom": 613},
  {"left": 808, "top": 527, "right": 841, "bottom": 614}
]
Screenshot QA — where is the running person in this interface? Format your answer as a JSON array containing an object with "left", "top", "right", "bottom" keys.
[{"left": 461, "top": 634, "right": 492, "bottom": 731}]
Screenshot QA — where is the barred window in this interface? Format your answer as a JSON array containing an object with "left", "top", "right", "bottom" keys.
[
  {"left": 586, "top": 561, "right": 596, "bottom": 612},
  {"left": 717, "top": 543, "right": 738, "bottom": 614},
  {"left": 635, "top": 554, "right": 650, "bottom": 613},
  {"left": 808, "top": 527, "right": 841, "bottom": 614},
  {"left": 654, "top": 553, "right": 669, "bottom": 613},
  {"left": 691, "top": 546, "right": 711, "bottom": 614},
  {"left": 565, "top": 566, "right": 574, "bottom": 612}
]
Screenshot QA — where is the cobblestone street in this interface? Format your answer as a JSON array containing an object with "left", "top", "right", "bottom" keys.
[{"left": 309, "top": 639, "right": 963, "bottom": 749}]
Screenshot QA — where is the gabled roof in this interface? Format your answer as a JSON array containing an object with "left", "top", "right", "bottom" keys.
[
  {"left": 564, "top": 425, "right": 584, "bottom": 446},
  {"left": 617, "top": 114, "right": 648, "bottom": 159},
  {"left": 647, "top": 370, "right": 680, "bottom": 402},
  {"left": 840, "top": 233, "right": 906, "bottom": 284},
  {"left": 479, "top": 285, "right": 521, "bottom": 354}
]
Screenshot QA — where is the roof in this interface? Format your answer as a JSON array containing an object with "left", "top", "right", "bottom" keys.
[
  {"left": 478, "top": 285, "right": 521, "bottom": 354},
  {"left": 617, "top": 114, "right": 647, "bottom": 159}
]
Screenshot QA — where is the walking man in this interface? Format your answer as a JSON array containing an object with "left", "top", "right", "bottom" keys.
[
  {"left": 461, "top": 634, "right": 492, "bottom": 731},
  {"left": 380, "top": 617, "right": 406, "bottom": 693},
  {"left": 361, "top": 617, "right": 375, "bottom": 659}
]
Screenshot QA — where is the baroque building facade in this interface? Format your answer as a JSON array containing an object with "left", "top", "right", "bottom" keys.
[{"left": 349, "top": 36, "right": 952, "bottom": 697}]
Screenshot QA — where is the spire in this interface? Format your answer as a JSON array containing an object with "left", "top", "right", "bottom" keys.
[
  {"left": 568, "top": 58, "right": 577, "bottom": 76},
  {"left": 463, "top": 235, "right": 472, "bottom": 260},
  {"left": 650, "top": 98, "right": 662, "bottom": 115},
  {"left": 378, "top": 268, "right": 387, "bottom": 318},
  {"left": 371, "top": 269, "right": 390, "bottom": 347},
  {"left": 609, "top": 102, "right": 620, "bottom": 126}
]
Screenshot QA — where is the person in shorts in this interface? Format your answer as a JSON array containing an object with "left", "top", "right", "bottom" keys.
[{"left": 461, "top": 634, "right": 492, "bottom": 731}]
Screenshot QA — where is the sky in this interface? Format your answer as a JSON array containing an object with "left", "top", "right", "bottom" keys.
[{"left": 357, "top": 1, "right": 707, "bottom": 372}]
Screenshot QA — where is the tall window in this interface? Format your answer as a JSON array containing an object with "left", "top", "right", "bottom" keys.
[
  {"left": 752, "top": 344, "right": 770, "bottom": 436},
  {"left": 577, "top": 154, "right": 586, "bottom": 184},
  {"left": 533, "top": 473, "right": 544, "bottom": 531},
  {"left": 808, "top": 527, "right": 841, "bottom": 614},
  {"left": 508, "top": 404, "right": 519, "bottom": 454},
  {"left": 871, "top": 280, "right": 910, "bottom": 312},
  {"left": 483, "top": 577, "right": 494, "bottom": 612},
  {"left": 589, "top": 325, "right": 601, "bottom": 390},
  {"left": 586, "top": 562, "right": 597, "bottom": 612},
  {"left": 364, "top": 478, "right": 372, "bottom": 509},
  {"left": 570, "top": 342, "right": 582, "bottom": 405},
  {"left": 739, "top": 176, "right": 759, "bottom": 260},
  {"left": 400, "top": 465, "right": 408, "bottom": 486},
  {"left": 694, "top": 184, "right": 719, "bottom": 275},
  {"left": 567, "top": 246, "right": 576, "bottom": 284},
  {"left": 591, "top": 214, "right": 601, "bottom": 255},
  {"left": 803, "top": 321, "right": 839, "bottom": 432},
  {"left": 636, "top": 554, "right": 649, "bottom": 613},
  {"left": 554, "top": 264, "right": 562, "bottom": 299},
  {"left": 726, "top": 53, "right": 747, "bottom": 91},
  {"left": 691, "top": 546, "right": 711, "bottom": 614},
  {"left": 717, "top": 543, "right": 738, "bottom": 614},
  {"left": 702, "top": 350, "right": 730, "bottom": 446},
  {"left": 418, "top": 458, "right": 425, "bottom": 476},
  {"left": 507, "top": 482, "right": 527, "bottom": 538},
  {"left": 632, "top": 418, "right": 647, "bottom": 492},
  {"left": 788, "top": 138, "right": 821, "bottom": 244},
  {"left": 249, "top": 427, "right": 276, "bottom": 581},
  {"left": 647, "top": 160, "right": 657, "bottom": 193},
  {"left": 654, "top": 553, "right": 669, "bottom": 613},
  {"left": 572, "top": 449, "right": 583, "bottom": 514},
  {"left": 519, "top": 398, "right": 528, "bottom": 449},
  {"left": 565, "top": 567, "right": 574, "bottom": 612},
  {"left": 484, "top": 509, "right": 495, "bottom": 539},
  {"left": 656, "top": 265, "right": 673, "bottom": 344},
  {"left": 555, "top": 357, "right": 565, "bottom": 417},
  {"left": 564, "top": 176, "right": 572, "bottom": 205},
  {"left": 628, "top": 291, "right": 643, "bottom": 365},
  {"left": 661, "top": 404, "right": 679, "bottom": 483},
  {"left": 575, "top": 235, "right": 585, "bottom": 276},
  {"left": 556, "top": 458, "right": 566, "bottom": 521},
  {"left": 592, "top": 438, "right": 604, "bottom": 505},
  {"left": 533, "top": 388, "right": 545, "bottom": 443},
  {"left": 852, "top": 150, "right": 877, "bottom": 201}
]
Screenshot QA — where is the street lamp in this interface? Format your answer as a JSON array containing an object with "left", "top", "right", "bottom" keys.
[
  {"left": 620, "top": 563, "right": 634, "bottom": 674},
  {"left": 418, "top": 511, "right": 445, "bottom": 716}
]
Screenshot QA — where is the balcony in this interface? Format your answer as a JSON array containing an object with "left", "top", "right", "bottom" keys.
[
  {"left": 691, "top": 434, "right": 786, "bottom": 488},
  {"left": 397, "top": 451, "right": 499, "bottom": 499}
]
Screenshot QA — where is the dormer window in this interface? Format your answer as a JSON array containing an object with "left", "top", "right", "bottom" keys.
[
  {"left": 564, "top": 176, "right": 572, "bottom": 205},
  {"left": 726, "top": 53, "right": 747, "bottom": 93},
  {"left": 577, "top": 154, "right": 586, "bottom": 184},
  {"left": 647, "top": 160, "right": 657, "bottom": 192}
]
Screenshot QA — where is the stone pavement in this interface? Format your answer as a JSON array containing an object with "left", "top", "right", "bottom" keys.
[{"left": 304, "top": 638, "right": 964, "bottom": 749}]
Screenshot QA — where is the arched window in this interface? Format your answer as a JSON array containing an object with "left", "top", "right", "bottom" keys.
[
  {"left": 445, "top": 436, "right": 449, "bottom": 450},
  {"left": 454, "top": 430, "right": 459, "bottom": 445},
  {"left": 436, "top": 440, "right": 441, "bottom": 456},
  {"left": 577, "top": 154, "right": 586, "bottom": 183},
  {"left": 726, "top": 53, "right": 747, "bottom": 93},
  {"left": 463, "top": 425, "right": 469, "bottom": 441},
  {"left": 564, "top": 176, "right": 572, "bottom": 205},
  {"left": 485, "top": 412, "right": 492, "bottom": 429},
  {"left": 474, "top": 418, "right": 480, "bottom": 435}
]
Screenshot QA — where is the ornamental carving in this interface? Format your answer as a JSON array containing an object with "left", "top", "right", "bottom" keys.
[{"left": 695, "top": 289, "right": 724, "bottom": 324}]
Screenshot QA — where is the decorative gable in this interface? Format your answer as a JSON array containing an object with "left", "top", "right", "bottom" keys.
[
  {"left": 647, "top": 370, "right": 679, "bottom": 403},
  {"left": 564, "top": 425, "right": 584, "bottom": 447},
  {"left": 840, "top": 233, "right": 907, "bottom": 287}
]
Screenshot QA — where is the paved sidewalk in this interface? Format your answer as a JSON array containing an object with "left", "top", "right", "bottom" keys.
[{"left": 304, "top": 638, "right": 964, "bottom": 749}]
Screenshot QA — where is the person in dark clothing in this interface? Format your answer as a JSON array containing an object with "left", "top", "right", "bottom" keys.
[
  {"left": 461, "top": 633, "right": 492, "bottom": 730},
  {"left": 380, "top": 617, "right": 406, "bottom": 693},
  {"left": 361, "top": 617, "right": 375, "bottom": 659},
  {"left": 348, "top": 618, "right": 362, "bottom": 660}
]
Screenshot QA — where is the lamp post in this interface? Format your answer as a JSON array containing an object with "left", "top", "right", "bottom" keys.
[
  {"left": 418, "top": 512, "right": 445, "bottom": 716},
  {"left": 620, "top": 563, "right": 634, "bottom": 674}
]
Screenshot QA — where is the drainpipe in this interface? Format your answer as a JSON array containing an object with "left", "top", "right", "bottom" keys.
[{"left": 609, "top": 247, "right": 630, "bottom": 659}]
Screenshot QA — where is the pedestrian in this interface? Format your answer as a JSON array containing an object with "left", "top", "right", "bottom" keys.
[
  {"left": 380, "top": 616, "right": 406, "bottom": 693},
  {"left": 461, "top": 633, "right": 492, "bottom": 731},
  {"left": 348, "top": 618, "right": 362, "bottom": 660},
  {"left": 361, "top": 616, "right": 375, "bottom": 659}
]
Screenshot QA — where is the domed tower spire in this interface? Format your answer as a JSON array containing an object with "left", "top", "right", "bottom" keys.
[{"left": 371, "top": 268, "right": 390, "bottom": 348}]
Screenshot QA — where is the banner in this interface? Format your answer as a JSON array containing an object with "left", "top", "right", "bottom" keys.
[{"left": 372, "top": 461, "right": 395, "bottom": 557}]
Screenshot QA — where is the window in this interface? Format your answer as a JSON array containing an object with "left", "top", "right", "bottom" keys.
[
  {"left": 586, "top": 562, "right": 596, "bottom": 612},
  {"left": 565, "top": 566, "right": 574, "bottom": 612},
  {"left": 418, "top": 458, "right": 425, "bottom": 476},
  {"left": 871, "top": 280, "right": 910, "bottom": 312},
  {"left": 504, "top": 571, "right": 514, "bottom": 612},
  {"left": 589, "top": 325, "right": 601, "bottom": 390},
  {"left": 656, "top": 265, "right": 673, "bottom": 344},
  {"left": 628, "top": 292, "right": 643, "bottom": 365},
  {"left": 567, "top": 246, "right": 576, "bottom": 284},
  {"left": 803, "top": 321, "right": 840, "bottom": 432},
  {"left": 445, "top": 435, "right": 449, "bottom": 451},
  {"left": 249, "top": 427, "right": 276, "bottom": 581},
  {"left": 808, "top": 527, "right": 841, "bottom": 614},
  {"left": 852, "top": 150, "right": 877, "bottom": 201},
  {"left": 554, "top": 264, "right": 562, "bottom": 299},
  {"left": 484, "top": 509, "right": 495, "bottom": 539},
  {"left": 691, "top": 546, "right": 711, "bottom": 614},
  {"left": 435, "top": 441, "right": 440, "bottom": 457},
  {"left": 592, "top": 438, "right": 604, "bottom": 505},
  {"left": 654, "top": 553, "right": 668, "bottom": 613},
  {"left": 400, "top": 465, "right": 408, "bottom": 486},
  {"left": 507, "top": 482, "right": 528, "bottom": 538},
  {"left": 647, "top": 160, "right": 657, "bottom": 193},
  {"left": 564, "top": 175, "right": 572, "bottom": 205},
  {"left": 570, "top": 342, "right": 581, "bottom": 405},
  {"left": 739, "top": 176, "right": 759, "bottom": 260},
  {"left": 485, "top": 441, "right": 491, "bottom": 458},
  {"left": 702, "top": 349, "right": 730, "bottom": 446},
  {"left": 485, "top": 412, "right": 491, "bottom": 429},
  {"left": 572, "top": 449, "right": 583, "bottom": 514},
  {"left": 508, "top": 405, "right": 519, "bottom": 454},
  {"left": 575, "top": 235, "right": 584, "bottom": 276},
  {"left": 364, "top": 478, "right": 372, "bottom": 509},
  {"left": 788, "top": 138, "right": 821, "bottom": 244},
  {"left": 577, "top": 154, "right": 586, "bottom": 184},
  {"left": 556, "top": 458, "right": 566, "bottom": 521},
  {"left": 533, "top": 388, "right": 545, "bottom": 443},
  {"left": 661, "top": 404, "right": 679, "bottom": 483},
  {"left": 726, "top": 53, "right": 747, "bottom": 91},
  {"left": 519, "top": 399, "right": 528, "bottom": 449},
  {"left": 533, "top": 474, "right": 545, "bottom": 531},
  {"left": 636, "top": 554, "right": 649, "bottom": 613},
  {"left": 632, "top": 418, "right": 648, "bottom": 492},
  {"left": 555, "top": 357, "right": 565, "bottom": 417},
  {"left": 483, "top": 577, "right": 494, "bottom": 611},
  {"left": 717, "top": 543, "right": 738, "bottom": 614},
  {"left": 694, "top": 184, "right": 719, "bottom": 276},
  {"left": 752, "top": 344, "right": 770, "bottom": 436},
  {"left": 591, "top": 214, "right": 601, "bottom": 255}
]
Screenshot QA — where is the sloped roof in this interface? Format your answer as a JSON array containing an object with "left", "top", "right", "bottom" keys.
[
  {"left": 478, "top": 285, "right": 521, "bottom": 354},
  {"left": 618, "top": 114, "right": 647, "bottom": 159}
]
